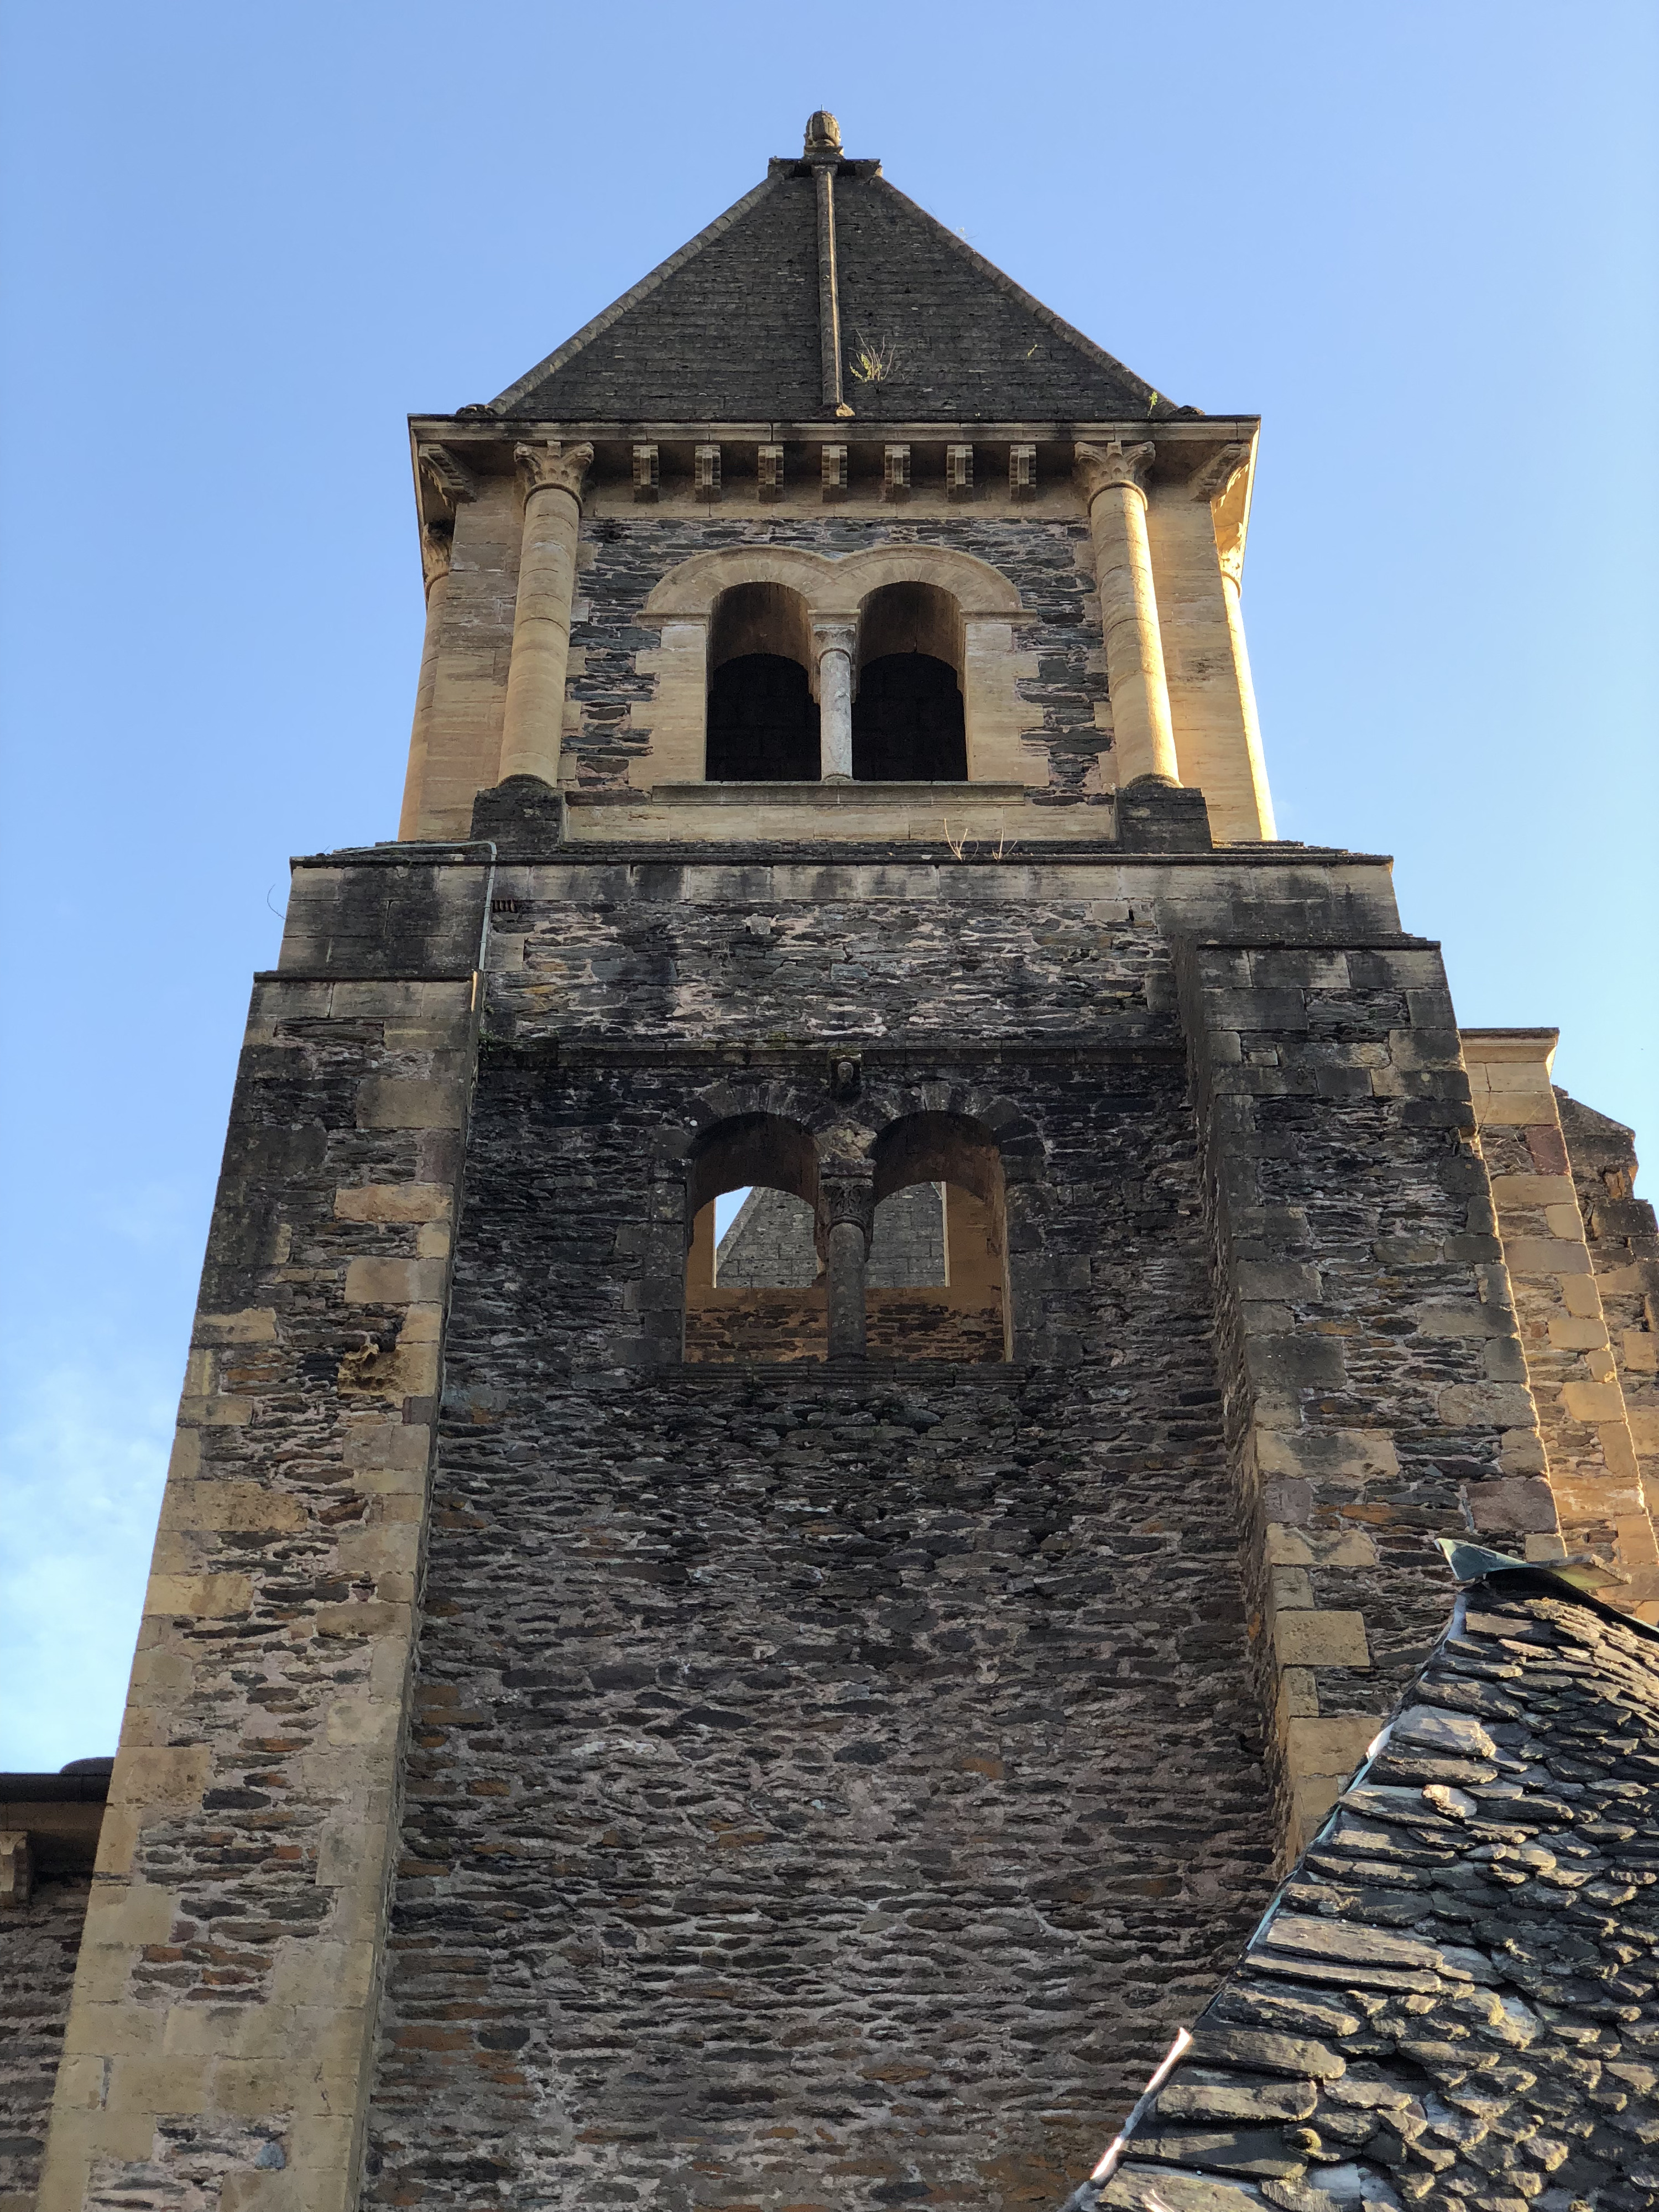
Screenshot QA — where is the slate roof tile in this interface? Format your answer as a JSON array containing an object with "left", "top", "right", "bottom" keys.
[
  {"left": 491, "top": 154, "right": 1175, "bottom": 425},
  {"left": 1067, "top": 1571, "right": 1659, "bottom": 2212}
]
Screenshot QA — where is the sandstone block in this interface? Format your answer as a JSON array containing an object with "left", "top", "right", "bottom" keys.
[
  {"left": 343, "top": 1257, "right": 447, "bottom": 1306},
  {"left": 195, "top": 1308, "right": 279, "bottom": 1343},
  {"left": 333, "top": 1182, "right": 453, "bottom": 1223},
  {"left": 1550, "top": 1316, "right": 1610, "bottom": 1350},
  {"left": 1561, "top": 1379, "right": 1626, "bottom": 1423},
  {"left": 1256, "top": 1429, "right": 1399, "bottom": 1485},
  {"left": 108, "top": 1746, "right": 212, "bottom": 1808},
  {"left": 354, "top": 1077, "right": 464, "bottom": 1131},
  {"left": 1272, "top": 1610, "right": 1371, "bottom": 1670},
  {"left": 145, "top": 1573, "right": 253, "bottom": 1619},
  {"left": 1283, "top": 1715, "right": 1379, "bottom": 1776}
]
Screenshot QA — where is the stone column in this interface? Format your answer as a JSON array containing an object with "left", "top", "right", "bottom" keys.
[
  {"left": 397, "top": 522, "right": 455, "bottom": 840},
  {"left": 1074, "top": 440, "right": 1179, "bottom": 786},
  {"left": 498, "top": 441, "right": 593, "bottom": 787},
  {"left": 1215, "top": 536, "right": 1277, "bottom": 839},
  {"left": 813, "top": 620, "right": 858, "bottom": 781},
  {"left": 821, "top": 1166, "right": 873, "bottom": 1360}
]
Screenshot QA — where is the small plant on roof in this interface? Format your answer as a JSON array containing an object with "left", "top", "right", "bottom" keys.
[{"left": 847, "top": 330, "right": 899, "bottom": 385}]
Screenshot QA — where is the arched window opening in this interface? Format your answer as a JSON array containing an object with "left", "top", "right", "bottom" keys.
[
  {"left": 868, "top": 1114, "right": 1009, "bottom": 1360},
  {"left": 706, "top": 583, "right": 820, "bottom": 782},
  {"left": 853, "top": 583, "right": 967, "bottom": 782},
  {"left": 684, "top": 1114, "right": 825, "bottom": 1362}
]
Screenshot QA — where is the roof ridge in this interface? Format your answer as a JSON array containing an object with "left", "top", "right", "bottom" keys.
[{"left": 489, "top": 173, "right": 784, "bottom": 415}]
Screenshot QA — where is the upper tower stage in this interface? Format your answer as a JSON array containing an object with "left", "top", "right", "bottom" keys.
[{"left": 399, "top": 116, "right": 1274, "bottom": 851}]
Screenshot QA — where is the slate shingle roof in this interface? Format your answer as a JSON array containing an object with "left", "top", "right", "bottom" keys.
[
  {"left": 491, "top": 159, "right": 1173, "bottom": 424},
  {"left": 1072, "top": 1569, "right": 1659, "bottom": 2212}
]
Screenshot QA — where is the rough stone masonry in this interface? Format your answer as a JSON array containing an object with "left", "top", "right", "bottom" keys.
[{"left": 4, "top": 112, "right": 1654, "bottom": 2212}]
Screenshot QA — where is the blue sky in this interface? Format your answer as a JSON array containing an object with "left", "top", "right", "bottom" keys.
[{"left": 1, "top": 0, "right": 1654, "bottom": 1768}]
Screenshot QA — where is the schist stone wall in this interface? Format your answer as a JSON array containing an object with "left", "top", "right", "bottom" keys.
[
  {"left": 15, "top": 836, "right": 1618, "bottom": 2212},
  {"left": 0, "top": 1882, "right": 93, "bottom": 2210},
  {"left": 567, "top": 511, "right": 1111, "bottom": 803},
  {"left": 351, "top": 839, "right": 1553, "bottom": 2212}
]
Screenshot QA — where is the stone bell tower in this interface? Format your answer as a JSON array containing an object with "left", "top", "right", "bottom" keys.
[{"left": 9, "top": 112, "right": 1657, "bottom": 2212}]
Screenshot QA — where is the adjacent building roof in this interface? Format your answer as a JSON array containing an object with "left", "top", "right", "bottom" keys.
[
  {"left": 491, "top": 122, "right": 1180, "bottom": 424},
  {"left": 1071, "top": 1566, "right": 1659, "bottom": 2212}
]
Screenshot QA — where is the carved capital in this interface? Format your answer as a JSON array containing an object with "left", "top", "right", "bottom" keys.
[
  {"left": 819, "top": 1161, "right": 875, "bottom": 1237},
  {"left": 420, "top": 520, "right": 454, "bottom": 593},
  {"left": 812, "top": 619, "right": 858, "bottom": 662},
  {"left": 418, "top": 443, "right": 476, "bottom": 509},
  {"left": 514, "top": 440, "right": 593, "bottom": 503},
  {"left": 1187, "top": 441, "right": 1250, "bottom": 503},
  {"left": 1216, "top": 539, "right": 1244, "bottom": 591},
  {"left": 1074, "top": 439, "right": 1155, "bottom": 504}
]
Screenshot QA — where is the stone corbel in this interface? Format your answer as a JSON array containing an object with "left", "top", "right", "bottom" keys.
[
  {"left": 417, "top": 443, "right": 477, "bottom": 512},
  {"left": 1009, "top": 444, "right": 1037, "bottom": 500},
  {"left": 1187, "top": 441, "right": 1251, "bottom": 504},
  {"left": 0, "top": 1830, "right": 32, "bottom": 1908},
  {"left": 821, "top": 444, "right": 849, "bottom": 501},
  {"left": 883, "top": 445, "right": 911, "bottom": 500},
  {"left": 946, "top": 445, "right": 974, "bottom": 500},
  {"left": 694, "top": 445, "right": 722, "bottom": 503},
  {"left": 758, "top": 444, "right": 785, "bottom": 500},
  {"left": 1074, "top": 437, "right": 1156, "bottom": 503},
  {"left": 514, "top": 440, "right": 594, "bottom": 504},
  {"left": 632, "top": 445, "right": 660, "bottom": 503}
]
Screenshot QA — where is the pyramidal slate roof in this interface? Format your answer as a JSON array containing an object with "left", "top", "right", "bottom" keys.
[
  {"left": 491, "top": 117, "right": 1181, "bottom": 425},
  {"left": 1068, "top": 1558, "right": 1659, "bottom": 2212}
]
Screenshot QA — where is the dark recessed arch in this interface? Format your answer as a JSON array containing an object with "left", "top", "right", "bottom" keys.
[{"left": 706, "top": 583, "right": 820, "bottom": 782}]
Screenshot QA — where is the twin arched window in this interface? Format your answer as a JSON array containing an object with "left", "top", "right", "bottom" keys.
[
  {"left": 706, "top": 581, "right": 967, "bottom": 784},
  {"left": 681, "top": 1110, "right": 1009, "bottom": 1363}
]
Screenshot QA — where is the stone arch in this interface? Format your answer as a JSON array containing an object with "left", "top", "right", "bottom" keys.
[
  {"left": 860, "top": 1104, "right": 1034, "bottom": 1363},
  {"left": 868, "top": 1085, "right": 1047, "bottom": 1361},
  {"left": 853, "top": 583, "right": 967, "bottom": 782},
  {"left": 642, "top": 544, "right": 1027, "bottom": 622},
  {"left": 638, "top": 545, "right": 1037, "bottom": 787},
  {"left": 644, "top": 1085, "right": 842, "bottom": 1366}
]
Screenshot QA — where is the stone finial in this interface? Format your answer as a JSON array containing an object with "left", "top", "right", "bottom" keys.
[{"left": 804, "top": 110, "right": 843, "bottom": 160}]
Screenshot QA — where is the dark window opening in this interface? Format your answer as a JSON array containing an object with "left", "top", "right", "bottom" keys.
[
  {"left": 706, "top": 654, "right": 821, "bottom": 782},
  {"left": 868, "top": 1113, "right": 1010, "bottom": 1361},
  {"left": 684, "top": 1114, "right": 825, "bottom": 1363},
  {"left": 852, "top": 653, "right": 967, "bottom": 782}
]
